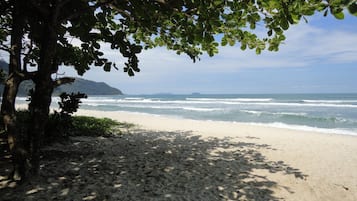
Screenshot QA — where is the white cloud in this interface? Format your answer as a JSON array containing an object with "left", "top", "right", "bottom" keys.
[
  {"left": 60, "top": 19, "right": 356, "bottom": 94},
  {"left": 124, "top": 22, "right": 357, "bottom": 74}
]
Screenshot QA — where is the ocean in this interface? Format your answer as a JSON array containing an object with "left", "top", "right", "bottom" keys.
[{"left": 17, "top": 93, "right": 357, "bottom": 136}]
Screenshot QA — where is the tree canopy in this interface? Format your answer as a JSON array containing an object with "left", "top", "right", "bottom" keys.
[
  {"left": 1, "top": 0, "right": 356, "bottom": 77},
  {"left": 0, "top": 0, "right": 356, "bottom": 181}
]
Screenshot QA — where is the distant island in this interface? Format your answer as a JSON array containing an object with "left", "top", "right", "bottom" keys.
[{"left": 0, "top": 60, "right": 123, "bottom": 96}]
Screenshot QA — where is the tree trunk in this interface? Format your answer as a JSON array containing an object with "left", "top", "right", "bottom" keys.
[
  {"left": 27, "top": 13, "right": 58, "bottom": 174},
  {"left": 28, "top": 77, "right": 53, "bottom": 175},
  {"left": 1, "top": 76, "right": 28, "bottom": 181},
  {"left": 1, "top": 0, "right": 27, "bottom": 181}
]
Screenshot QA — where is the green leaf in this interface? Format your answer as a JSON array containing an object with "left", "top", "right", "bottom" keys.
[
  {"left": 250, "top": 22, "right": 256, "bottom": 29},
  {"left": 228, "top": 38, "right": 235, "bottom": 46},
  {"left": 291, "top": 14, "right": 301, "bottom": 23},
  {"left": 93, "top": 42, "right": 100, "bottom": 49},
  {"left": 221, "top": 37, "right": 228, "bottom": 46},
  {"left": 280, "top": 19, "right": 289, "bottom": 30},
  {"left": 317, "top": 3, "right": 328, "bottom": 12},
  {"left": 128, "top": 68, "right": 134, "bottom": 76},
  {"left": 240, "top": 43, "right": 247, "bottom": 50},
  {"left": 305, "top": 7, "right": 315, "bottom": 16},
  {"left": 255, "top": 48, "right": 261, "bottom": 54},
  {"left": 348, "top": 3, "right": 357, "bottom": 16},
  {"left": 132, "top": 45, "right": 142, "bottom": 54},
  {"left": 333, "top": 11, "right": 345, "bottom": 19},
  {"left": 104, "top": 62, "right": 111, "bottom": 72}
]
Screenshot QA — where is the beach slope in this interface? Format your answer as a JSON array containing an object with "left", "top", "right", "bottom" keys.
[
  {"left": 1, "top": 109, "right": 356, "bottom": 201},
  {"left": 76, "top": 110, "right": 357, "bottom": 201}
]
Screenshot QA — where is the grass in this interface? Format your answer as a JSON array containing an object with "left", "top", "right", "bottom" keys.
[
  {"left": 0, "top": 110, "right": 136, "bottom": 145},
  {"left": 71, "top": 115, "right": 135, "bottom": 137}
]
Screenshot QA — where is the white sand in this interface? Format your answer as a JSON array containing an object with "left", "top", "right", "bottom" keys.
[
  {"left": 2, "top": 106, "right": 357, "bottom": 200},
  {"left": 75, "top": 109, "right": 357, "bottom": 201}
]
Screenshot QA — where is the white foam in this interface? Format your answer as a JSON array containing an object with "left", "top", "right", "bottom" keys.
[
  {"left": 248, "top": 122, "right": 357, "bottom": 136},
  {"left": 82, "top": 103, "right": 223, "bottom": 112},
  {"left": 275, "top": 112, "right": 308, "bottom": 116},
  {"left": 181, "top": 107, "right": 222, "bottom": 112},
  {"left": 186, "top": 98, "right": 273, "bottom": 102},
  {"left": 241, "top": 110, "right": 307, "bottom": 116},
  {"left": 241, "top": 110, "right": 264, "bottom": 115},
  {"left": 230, "top": 102, "right": 357, "bottom": 108},
  {"left": 303, "top": 99, "right": 357, "bottom": 104}
]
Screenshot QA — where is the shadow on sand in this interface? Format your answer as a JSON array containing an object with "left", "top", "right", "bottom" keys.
[{"left": 1, "top": 130, "right": 307, "bottom": 201}]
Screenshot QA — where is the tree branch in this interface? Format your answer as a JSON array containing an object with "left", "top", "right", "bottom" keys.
[
  {"left": 155, "top": 0, "right": 166, "bottom": 3},
  {"left": 111, "top": 7, "right": 133, "bottom": 20},
  {"left": 9, "top": 70, "right": 37, "bottom": 81},
  {"left": 53, "top": 77, "right": 75, "bottom": 88},
  {"left": 0, "top": 45, "right": 10, "bottom": 53}
]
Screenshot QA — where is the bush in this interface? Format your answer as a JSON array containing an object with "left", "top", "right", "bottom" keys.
[
  {"left": 70, "top": 116, "right": 128, "bottom": 137},
  {"left": 58, "top": 92, "right": 87, "bottom": 115},
  {"left": 44, "top": 92, "right": 88, "bottom": 143},
  {"left": 1, "top": 93, "right": 134, "bottom": 145}
]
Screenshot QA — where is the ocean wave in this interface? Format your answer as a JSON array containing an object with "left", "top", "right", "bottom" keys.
[
  {"left": 124, "top": 97, "right": 145, "bottom": 100},
  {"left": 241, "top": 110, "right": 308, "bottom": 117},
  {"left": 83, "top": 98, "right": 228, "bottom": 105},
  {"left": 232, "top": 102, "right": 357, "bottom": 108},
  {"left": 82, "top": 103, "right": 110, "bottom": 107},
  {"left": 82, "top": 103, "right": 222, "bottom": 112},
  {"left": 239, "top": 110, "right": 355, "bottom": 124},
  {"left": 16, "top": 97, "right": 29, "bottom": 101},
  {"left": 82, "top": 98, "right": 357, "bottom": 108},
  {"left": 302, "top": 99, "right": 357, "bottom": 104},
  {"left": 181, "top": 107, "right": 222, "bottom": 112},
  {"left": 186, "top": 98, "right": 273, "bottom": 102},
  {"left": 240, "top": 110, "right": 264, "bottom": 115},
  {"left": 248, "top": 122, "right": 357, "bottom": 136}
]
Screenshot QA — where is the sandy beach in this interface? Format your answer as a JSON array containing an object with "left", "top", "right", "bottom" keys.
[
  {"left": 77, "top": 109, "right": 357, "bottom": 201},
  {"left": 1, "top": 109, "right": 357, "bottom": 200}
]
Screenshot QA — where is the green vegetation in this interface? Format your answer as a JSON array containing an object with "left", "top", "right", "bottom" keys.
[
  {"left": 0, "top": 111, "right": 134, "bottom": 145},
  {"left": 0, "top": 92, "right": 134, "bottom": 147},
  {"left": 45, "top": 92, "right": 134, "bottom": 142},
  {"left": 71, "top": 116, "right": 134, "bottom": 137},
  {"left": 46, "top": 114, "right": 134, "bottom": 142}
]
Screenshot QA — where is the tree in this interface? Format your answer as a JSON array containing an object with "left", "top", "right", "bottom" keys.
[
  {"left": 1, "top": 0, "right": 31, "bottom": 180},
  {"left": 1, "top": 0, "right": 356, "bottom": 181}
]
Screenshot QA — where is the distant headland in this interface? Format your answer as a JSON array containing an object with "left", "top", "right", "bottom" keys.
[{"left": 0, "top": 60, "right": 123, "bottom": 96}]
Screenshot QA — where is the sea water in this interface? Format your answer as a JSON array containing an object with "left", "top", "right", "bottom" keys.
[{"left": 16, "top": 93, "right": 357, "bottom": 136}]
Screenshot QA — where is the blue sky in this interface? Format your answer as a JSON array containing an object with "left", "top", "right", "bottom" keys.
[
  {"left": 2, "top": 12, "right": 357, "bottom": 94},
  {"left": 77, "top": 13, "right": 356, "bottom": 95}
]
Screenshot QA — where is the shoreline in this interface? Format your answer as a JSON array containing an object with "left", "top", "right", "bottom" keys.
[
  {"left": 78, "top": 109, "right": 357, "bottom": 137},
  {"left": 15, "top": 103, "right": 357, "bottom": 137}
]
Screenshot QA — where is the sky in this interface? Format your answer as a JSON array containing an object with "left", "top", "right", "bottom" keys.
[{"left": 1, "top": 12, "right": 357, "bottom": 95}]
